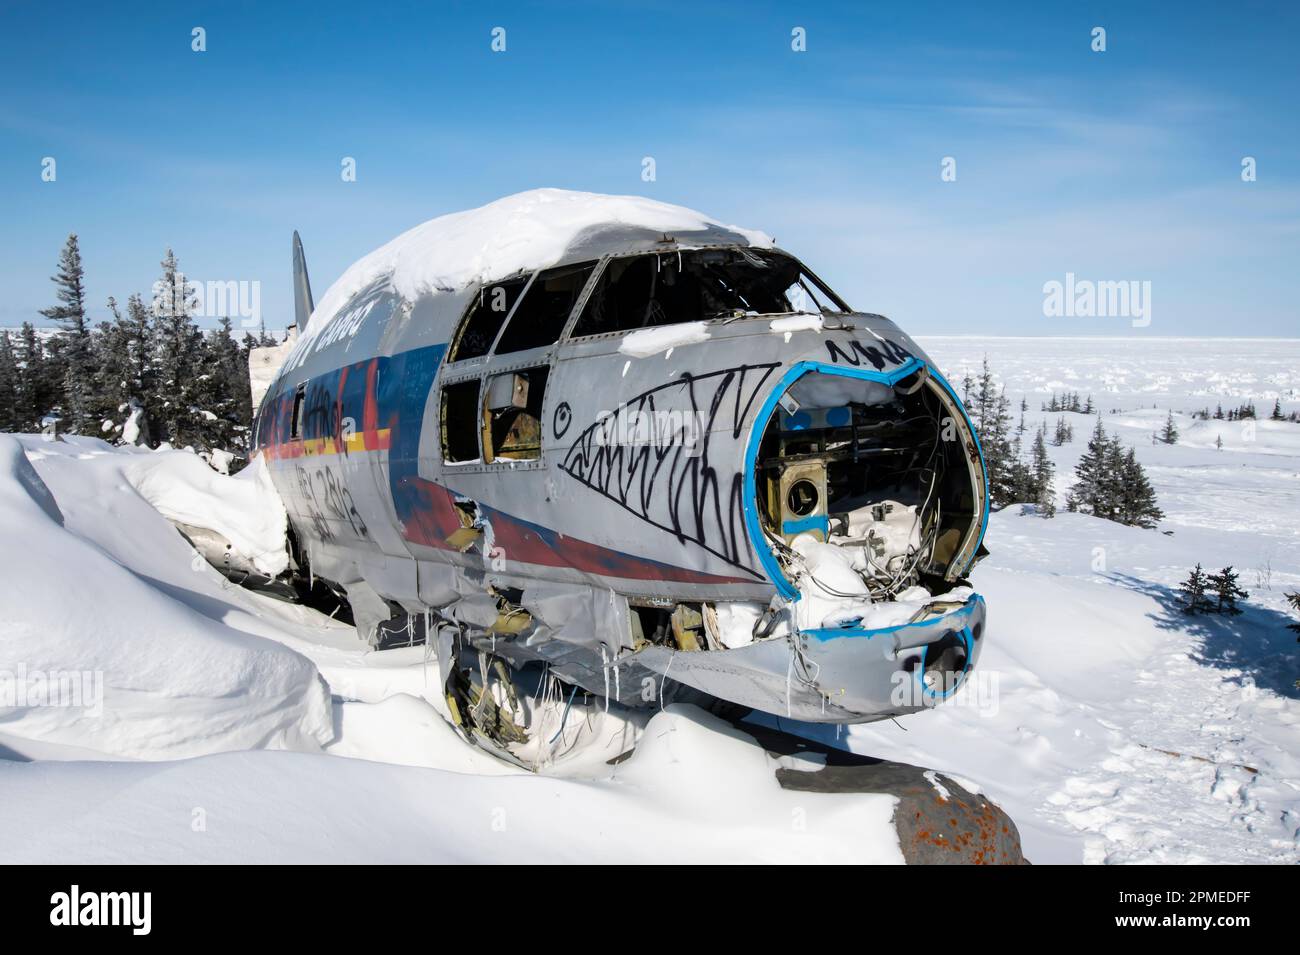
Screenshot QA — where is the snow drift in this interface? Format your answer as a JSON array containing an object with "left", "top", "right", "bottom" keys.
[
  {"left": 0, "top": 705, "right": 904, "bottom": 864},
  {"left": 122, "top": 450, "right": 289, "bottom": 576},
  {"left": 0, "top": 436, "right": 331, "bottom": 759}
]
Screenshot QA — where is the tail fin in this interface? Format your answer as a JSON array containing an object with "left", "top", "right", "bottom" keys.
[{"left": 292, "top": 230, "right": 314, "bottom": 329}]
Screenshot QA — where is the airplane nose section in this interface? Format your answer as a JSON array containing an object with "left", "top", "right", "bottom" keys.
[
  {"left": 632, "top": 594, "right": 986, "bottom": 723},
  {"left": 796, "top": 594, "right": 986, "bottom": 719}
]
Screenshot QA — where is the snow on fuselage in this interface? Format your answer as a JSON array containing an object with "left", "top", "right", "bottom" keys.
[{"left": 253, "top": 190, "right": 990, "bottom": 723}]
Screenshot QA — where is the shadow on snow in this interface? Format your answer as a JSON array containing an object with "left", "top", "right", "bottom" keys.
[{"left": 1109, "top": 572, "right": 1300, "bottom": 699}]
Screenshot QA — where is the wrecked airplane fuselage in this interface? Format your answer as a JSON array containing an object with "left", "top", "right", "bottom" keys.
[{"left": 253, "top": 191, "right": 989, "bottom": 743}]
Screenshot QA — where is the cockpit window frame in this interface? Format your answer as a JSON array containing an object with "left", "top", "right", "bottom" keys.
[
  {"left": 491, "top": 259, "right": 599, "bottom": 356},
  {"left": 560, "top": 246, "right": 852, "bottom": 344},
  {"left": 446, "top": 270, "right": 536, "bottom": 366}
]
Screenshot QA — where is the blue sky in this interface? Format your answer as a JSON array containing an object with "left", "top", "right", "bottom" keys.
[{"left": 1, "top": 0, "right": 1296, "bottom": 336}]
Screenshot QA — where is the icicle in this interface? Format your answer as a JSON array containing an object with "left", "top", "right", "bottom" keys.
[
  {"left": 422, "top": 618, "right": 435, "bottom": 688},
  {"left": 659, "top": 651, "right": 674, "bottom": 711},
  {"left": 601, "top": 646, "right": 610, "bottom": 713},
  {"left": 613, "top": 661, "right": 620, "bottom": 702}
]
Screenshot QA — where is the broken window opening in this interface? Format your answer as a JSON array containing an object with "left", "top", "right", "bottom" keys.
[
  {"left": 493, "top": 261, "right": 597, "bottom": 355},
  {"left": 290, "top": 382, "right": 306, "bottom": 440},
  {"left": 571, "top": 248, "right": 849, "bottom": 338},
  {"left": 449, "top": 275, "right": 529, "bottom": 362},
  {"left": 629, "top": 602, "right": 714, "bottom": 652},
  {"left": 483, "top": 367, "right": 549, "bottom": 462},
  {"left": 441, "top": 379, "right": 482, "bottom": 463}
]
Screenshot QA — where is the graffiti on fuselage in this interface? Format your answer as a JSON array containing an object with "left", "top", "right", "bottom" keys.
[
  {"left": 294, "top": 462, "right": 369, "bottom": 542},
  {"left": 280, "top": 284, "right": 395, "bottom": 376},
  {"left": 258, "top": 355, "right": 389, "bottom": 544},
  {"left": 302, "top": 381, "right": 339, "bottom": 448},
  {"left": 259, "top": 358, "right": 381, "bottom": 460},
  {"left": 559, "top": 363, "right": 780, "bottom": 576},
  {"left": 257, "top": 342, "right": 765, "bottom": 585},
  {"left": 824, "top": 336, "right": 913, "bottom": 370}
]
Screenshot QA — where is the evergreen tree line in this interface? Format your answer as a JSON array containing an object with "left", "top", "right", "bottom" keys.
[
  {"left": 953, "top": 360, "right": 1162, "bottom": 526},
  {"left": 1191, "top": 399, "right": 1298, "bottom": 423},
  {"left": 1041, "top": 391, "right": 1095, "bottom": 415},
  {"left": 0, "top": 235, "right": 278, "bottom": 462}
]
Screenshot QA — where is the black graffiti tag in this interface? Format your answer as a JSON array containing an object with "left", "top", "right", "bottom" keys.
[
  {"left": 558, "top": 363, "right": 779, "bottom": 575},
  {"left": 825, "top": 336, "right": 913, "bottom": 370},
  {"left": 294, "top": 463, "right": 369, "bottom": 542},
  {"left": 553, "top": 401, "right": 573, "bottom": 440}
]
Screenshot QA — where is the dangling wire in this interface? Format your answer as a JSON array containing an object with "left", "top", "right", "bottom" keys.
[{"left": 547, "top": 683, "right": 578, "bottom": 745}]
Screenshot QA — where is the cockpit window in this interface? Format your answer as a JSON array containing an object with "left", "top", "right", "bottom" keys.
[
  {"left": 494, "top": 261, "right": 597, "bottom": 355},
  {"left": 571, "top": 249, "right": 849, "bottom": 338},
  {"left": 449, "top": 276, "right": 528, "bottom": 361}
]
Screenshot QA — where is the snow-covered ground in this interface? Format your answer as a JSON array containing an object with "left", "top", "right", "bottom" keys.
[
  {"left": 864, "top": 336, "right": 1300, "bottom": 863},
  {"left": 1, "top": 336, "right": 1297, "bottom": 863}
]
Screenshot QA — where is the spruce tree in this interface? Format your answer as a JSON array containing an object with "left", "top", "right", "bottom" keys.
[
  {"left": 0, "top": 330, "right": 18, "bottom": 432},
  {"left": 92, "top": 299, "right": 129, "bottom": 439},
  {"left": 122, "top": 293, "right": 158, "bottom": 443},
  {"left": 1159, "top": 410, "right": 1179, "bottom": 445},
  {"left": 1030, "top": 427, "right": 1055, "bottom": 517},
  {"left": 14, "top": 323, "right": 54, "bottom": 431},
  {"left": 1099, "top": 434, "right": 1128, "bottom": 523},
  {"left": 1180, "top": 565, "right": 1212, "bottom": 614},
  {"left": 1118, "top": 446, "right": 1163, "bottom": 528},
  {"left": 967, "top": 358, "right": 1009, "bottom": 505},
  {"left": 150, "top": 249, "right": 206, "bottom": 448},
  {"left": 1066, "top": 417, "right": 1109, "bottom": 516},
  {"left": 1285, "top": 592, "right": 1300, "bottom": 638},
  {"left": 38, "top": 234, "right": 97, "bottom": 432},
  {"left": 1207, "top": 567, "right": 1248, "bottom": 615},
  {"left": 982, "top": 385, "right": 1016, "bottom": 506},
  {"left": 94, "top": 295, "right": 157, "bottom": 442},
  {"left": 1272, "top": 399, "right": 1284, "bottom": 421},
  {"left": 197, "top": 316, "right": 252, "bottom": 455},
  {"left": 1002, "top": 397, "right": 1032, "bottom": 503}
]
